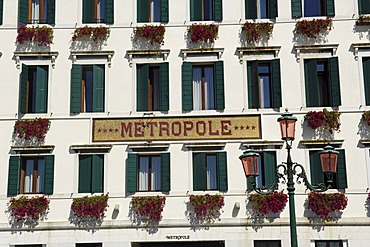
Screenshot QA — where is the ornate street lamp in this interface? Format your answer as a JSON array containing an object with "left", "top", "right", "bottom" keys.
[{"left": 239, "top": 109, "right": 339, "bottom": 247}]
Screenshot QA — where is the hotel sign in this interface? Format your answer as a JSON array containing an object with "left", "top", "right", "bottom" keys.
[{"left": 92, "top": 115, "right": 261, "bottom": 142}]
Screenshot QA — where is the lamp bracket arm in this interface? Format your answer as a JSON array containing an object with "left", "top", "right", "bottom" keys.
[
  {"left": 293, "top": 163, "right": 329, "bottom": 192},
  {"left": 247, "top": 176, "right": 276, "bottom": 195}
]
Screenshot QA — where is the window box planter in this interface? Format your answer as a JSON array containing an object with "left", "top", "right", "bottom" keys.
[
  {"left": 248, "top": 191, "right": 288, "bottom": 216},
  {"left": 188, "top": 23, "right": 219, "bottom": 44},
  {"left": 242, "top": 22, "right": 273, "bottom": 44},
  {"left": 304, "top": 108, "right": 341, "bottom": 134},
  {"left": 72, "top": 26, "right": 110, "bottom": 43},
  {"left": 307, "top": 192, "right": 347, "bottom": 221},
  {"left": 14, "top": 118, "right": 51, "bottom": 143},
  {"left": 356, "top": 15, "right": 370, "bottom": 26},
  {"left": 295, "top": 18, "right": 333, "bottom": 39},
  {"left": 8, "top": 195, "right": 50, "bottom": 223},
  {"left": 16, "top": 25, "right": 54, "bottom": 46},
  {"left": 188, "top": 194, "right": 224, "bottom": 223},
  {"left": 131, "top": 196, "right": 166, "bottom": 223},
  {"left": 70, "top": 194, "right": 109, "bottom": 223},
  {"left": 134, "top": 25, "right": 166, "bottom": 45}
]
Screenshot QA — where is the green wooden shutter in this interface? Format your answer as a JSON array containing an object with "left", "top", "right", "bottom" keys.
[
  {"left": 92, "top": 154, "right": 104, "bottom": 193},
  {"left": 304, "top": 59, "right": 319, "bottom": 107},
  {"left": 161, "top": 153, "right": 170, "bottom": 192},
  {"left": 362, "top": 57, "right": 370, "bottom": 105},
  {"left": 137, "top": 64, "right": 149, "bottom": 111},
  {"left": 190, "top": 0, "right": 202, "bottom": 21},
  {"left": 79, "top": 155, "right": 92, "bottom": 193},
  {"left": 337, "top": 150, "right": 348, "bottom": 189},
  {"left": 245, "top": 0, "right": 257, "bottom": 19},
  {"left": 310, "top": 151, "right": 324, "bottom": 186},
  {"left": 247, "top": 60, "right": 259, "bottom": 109},
  {"left": 19, "top": 64, "right": 28, "bottom": 114},
  {"left": 105, "top": 0, "right": 114, "bottom": 24},
  {"left": 160, "top": 0, "right": 169, "bottom": 22},
  {"left": 8, "top": 156, "right": 20, "bottom": 197},
  {"left": 193, "top": 153, "right": 206, "bottom": 191},
  {"left": 328, "top": 57, "right": 341, "bottom": 107},
  {"left": 19, "top": 0, "right": 29, "bottom": 24},
  {"left": 182, "top": 62, "right": 193, "bottom": 112},
  {"left": 217, "top": 152, "right": 228, "bottom": 192},
  {"left": 93, "top": 65, "right": 105, "bottom": 112},
  {"left": 271, "top": 59, "right": 282, "bottom": 108},
  {"left": 47, "top": 0, "right": 55, "bottom": 24},
  {"left": 160, "top": 63, "right": 169, "bottom": 111},
  {"left": 0, "top": 0, "right": 3, "bottom": 25},
  {"left": 83, "top": 0, "right": 94, "bottom": 23},
  {"left": 35, "top": 66, "right": 48, "bottom": 113},
  {"left": 213, "top": 0, "right": 223, "bottom": 21},
  {"left": 263, "top": 152, "right": 276, "bottom": 188},
  {"left": 215, "top": 61, "right": 225, "bottom": 110},
  {"left": 44, "top": 155, "right": 55, "bottom": 195},
  {"left": 325, "top": 0, "right": 335, "bottom": 16},
  {"left": 291, "top": 0, "right": 302, "bottom": 18},
  {"left": 359, "top": 0, "right": 370, "bottom": 15},
  {"left": 137, "top": 0, "right": 149, "bottom": 23},
  {"left": 126, "top": 153, "right": 138, "bottom": 194},
  {"left": 247, "top": 176, "right": 255, "bottom": 192},
  {"left": 70, "top": 65, "right": 82, "bottom": 113},
  {"left": 268, "top": 0, "right": 278, "bottom": 18}
]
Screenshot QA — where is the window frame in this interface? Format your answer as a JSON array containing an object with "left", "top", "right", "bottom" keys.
[
  {"left": 78, "top": 154, "right": 105, "bottom": 194},
  {"left": 190, "top": 0, "right": 222, "bottom": 22},
  {"left": 245, "top": 0, "right": 278, "bottom": 19},
  {"left": 314, "top": 240, "right": 343, "bottom": 247},
  {"left": 291, "top": 0, "right": 335, "bottom": 18},
  {"left": 20, "top": 156, "right": 45, "bottom": 194},
  {"left": 138, "top": 154, "right": 162, "bottom": 192},
  {"left": 28, "top": 0, "right": 48, "bottom": 24}
]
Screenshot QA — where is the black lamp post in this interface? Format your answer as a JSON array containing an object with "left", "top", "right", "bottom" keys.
[{"left": 239, "top": 109, "right": 339, "bottom": 247}]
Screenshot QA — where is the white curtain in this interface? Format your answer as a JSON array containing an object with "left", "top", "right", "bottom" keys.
[
  {"left": 32, "top": 0, "right": 40, "bottom": 23},
  {"left": 150, "top": 0, "right": 161, "bottom": 22},
  {"left": 204, "top": 67, "right": 214, "bottom": 110},
  {"left": 37, "top": 159, "right": 45, "bottom": 193},
  {"left": 151, "top": 157, "right": 161, "bottom": 191},
  {"left": 206, "top": 155, "right": 217, "bottom": 190},
  {"left": 139, "top": 157, "right": 149, "bottom": 191},
  {"left": 97, "top": 0, "right": 106, "bottom": 22},
  {"left": 24, "top": 160, "right": 34, "bottom": 193},
  {"left": 193, "top": 68, "right": 202, "bottom": 110}
]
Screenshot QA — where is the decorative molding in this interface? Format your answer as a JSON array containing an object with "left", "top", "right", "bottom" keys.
[
  {"left": 351, "top": 43, "right": 370, "bottom": 61},
  {"left": 11, "top": 145, "right": 55, "bottom": 154},
  {"left": 236, "top": 46, "right": 281, "bottom": 63},
  {"left": 70, "top": 50, "right": 115, "bottom": 68},
  {"left": 127, "top": 143, "right": 170, "bottom": 152},
  {"left": 70, "top": 144, "right": 112, "bottom": 153},
  {"left": 293, "top": 44, "right": 339, "bottom": 62},
  {"left": 14, "top": 51, "right": 59, "bottom": 69},
  {"left": 126, "top": 49, "right": 170, "bottom": 67},
  {"left": 359, "top": 139, "right": 370, "bottom": 147},
  {"left": 299, "top": 139, "right": 344, "bottom": 148},
  {"left": 241, "top": 140, "right": 284, "bottom": 150},
  {"left": 180, "top": 48, "right": 224, "bottom": 61},
  {"left": 183, "top": 142, "right": 225, "bottom": 151}
]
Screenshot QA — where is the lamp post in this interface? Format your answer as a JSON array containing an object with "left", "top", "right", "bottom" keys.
[{"left": 239, "top": 109, "right": 339, "bottom": 247}]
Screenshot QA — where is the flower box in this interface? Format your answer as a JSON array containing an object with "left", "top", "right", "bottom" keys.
[
  {"left": 356, "top": 15, "right": 370, "bottom": 26},
  {"left": 189, "top": 194, "right": 224, "bottom": 222},
  {"left": 72, "top": 26, "right": 110, "bottom": 43},
  {"left": 304, "top": 108, "right": 341, "bottom": 134},
  {"left": 16, "top": 25, "right": 54, "bottom": 46},
  {"left": 131, "top": 196, "right": 166, "bottom": 222},
  {"left": 362, "top": 110, "right": 370, "bottom": 125},
  {"left": 295, "top": 18, "right": 333, "bottom": 39},
  {"left": 307, "top": 192, "right": 347, "bottom": 220},
  {"left": 13, "top": 118, "right": 51, "bottom": 142},
  {"left": 188, "top": 23, "right": 219, "bottom": 44},
  {"left": 248, "top": 191, "right": 288, "bottom": 216},
  {"left": 134, "top": 25, "right": 166, "bottom": 45},
  {"left": 71, "top": 194, "right": 109, "bottom": 222},
  {"left": 8, "top": 196, "right": 50, "bottom": 222},
  {"left": 242, "top": 22, "right": 273, "bottom": 44}
]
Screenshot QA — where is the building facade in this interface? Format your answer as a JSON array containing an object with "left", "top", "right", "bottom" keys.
[{"left": 0, "top": 0, "right": 369, "bottom": 246}]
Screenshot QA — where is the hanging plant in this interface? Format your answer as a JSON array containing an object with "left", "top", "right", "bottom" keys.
[
  {"left": 14, "top": 118, "right": 51, "bottom": 142},
  {"left": 135, "top": 25, "right": 166, "bottom": 45},
  {"left": 307, "top": 192, "right": 348, "bottom": 220},
  {"left": 295, "top": 18, "right": 333, "bottom": 39},
  {"left": 71, "top": 194, "right": 109, "bottom": 222},
  {"left": 131, "top": 196, "right": 166, "bottom": 222},
  {"left": 189, "top": 194, "right": 224, "bottom": 221},
  {"left": 16, "top": 25, "right": 54, "bottom": 46},
  {"left": 188, "top": 23, "right": 219, "bottom": 43},
  {"left": 72, "top": 26, "right": 110, "bottom": 43},
  {"left": 242, "top": 22, "right": 273, "bottom": 44},
  {"left": 356, "top": 15, "right": 370, "bottom": 26},
  {"left": 304, "top": 108, "right": 341, "bottom": 134},
  {"left": 8, "top": 196, "right": 50, "bottom": 222},
  {"left": 249, "top": 191, "right": 288, "bottom": 216},
  {"left": 362, "top": 110, "right": 370, "bottom": 126}
]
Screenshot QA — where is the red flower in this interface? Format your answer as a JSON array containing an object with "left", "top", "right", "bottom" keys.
[
  {"left": 72, "top": 26, "right": 110, "bottom": 43},
  {"left": 71, "top": 194, "right": 109, "bottom": 221},
  {"left": 188, "top": 24, "right": 219, "bottom": 43},
  {"left": 135, "top": 25, "right": 166, "bottom": 45},
  {"left": 243, "top": 22, "right": 273, "bottom": 44},
  {"left": 14, "top": 118, "right": 51, "bottom": 142},
  {"left": 16, "top": 25, "right": 53, "bottom": 46},
  {"left": 307, "top": 192, "right": 347, "bottom": 220},
  {"left": 189, "top": 194, "right": 224, "bottom": 221},
  {"left": 132, "top": 196, "right": 166, "bottom": 222},
  {"left": 249, "top": 191, "right": 288, "bottom": 216},
  {"left": 8, "top": 196, "right": 50, "bottom": 222},
  {"left": 295, "top": 18, "right": 332, "bottom": 39},
  {"left": 304, "top": 108, "right": 340, "bottom": 134}
]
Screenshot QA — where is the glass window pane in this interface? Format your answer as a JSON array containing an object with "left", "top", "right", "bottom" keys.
[
  {"left": 204, "top": 0, "right": 213, "bottom": 21},
  {"left": 259, "top": 0, "right": 268, "bottom": 19},
  {"left": 204, "top": 67, "right": 214, "bottom": 110},
  {"left": 193, "top": 67, "right": 203, "bottom": 110},
  {"left": 152, "top": 0, "right": 161, "bottom": 22},
  {"left": 329, "top": 242, "right": 340, "bottom": 247},
  {"left": 97, "top": 0, "right": 106, "bottom": 22},
  {"left": 258, "top": 64, "right": 271, "bottom": 108},
  {"left": 151, "top": 156, "right": 161, "bottom": 190},
  {"left": 150, "top": 66, "right": 161, "bottom": 111},
  {"left": 25, "top": 160, "right": 35, "bottom": 193},
  {"left": 84, "top": 68, "right": 94, "bottom": 112},
  {"left": 139, "top": 157, "right": 149, "bottom": 191},
  {"left": 32, "top": 0, "right": 40, "bottom": 23},
  {"left": 206, "top": 155, "right": 217, "bottom": 190},
  {"left": 304, "top": 0, "right": 322, "bottom": 17},
  {"left": 37, "top": 159, "right": 45, "bottom": 193}
]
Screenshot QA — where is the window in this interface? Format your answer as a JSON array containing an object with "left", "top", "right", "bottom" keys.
[
  {"left": 76, "top": 244, "right": 102, "bottom": 247},
  {"left": 19, "top": 64, "right": 49, "bottom": 114},
  {"left": 126, "top": 153, "right": 170, "bottom": 193},
  {"left": 362, "top": 57, "right": 370, "bottom": 105},
  {"left": 18, "top": 0, "right": 55, "bottom": 24},
  {"left": 245, "top": 0, "right": 278, "bottom": 19},
  {"left": 82, "top": 0, "right": 114, "bottom": 24},
  {"left": 359, "top": 0, "right": 370, "bottom": 15},
  {"left": 309, "top": 150, "right": 347, "bottom": 189},
  {"left": 7, "top": 155, "right": 55, "bottom": 196},
  {"left": 247, "top": 59, "right": 281, "bottom": 109},
  {"left": 315, "top": 240, "right": 343, "bottom": 247},
  {"left": 78, "top": 155, "right": 104, "bottom": 193},
  {"left": 182, "top": 61, "right": 224, "bottom": 112},
  {"left": 70, "top": 64, "right": 105, "bottom": 113},
  {"left": 15, "top": 245, "right": 43, "bottom": 247},
  {"left": 193, "top": 152, "right": 228, "bottom": 191},
  {"left": 247, "top": 151, "right": 276, "bottom": 190},
  {"left": 137, "top": 0, "right": 169, "bottom": 23},
  {"left": 304, "top": 57, "right": 341, "bottom": 107},
  {"left": 254, "top": 240, "right": 281, "bottom": 247},
  {"left": 0, "top": 0, "right": 3, "bottom": 25},
  {"left": 291, "top": 0, "right": 335, "bottom": 18},
  {"left": 137, "top": 63, "right": 169, "bottom": 112},
  {"left": 190, "top": 0, "right": 223, "bottom": 21}
]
